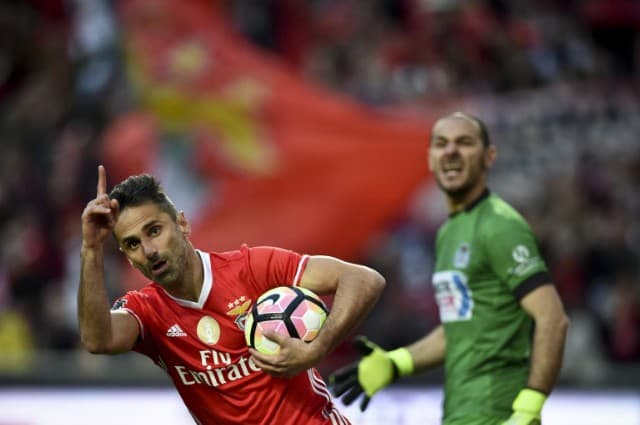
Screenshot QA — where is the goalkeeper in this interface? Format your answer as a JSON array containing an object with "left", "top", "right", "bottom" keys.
[{"left": 330, "top": 113, "right": 569, "bottom": 425}]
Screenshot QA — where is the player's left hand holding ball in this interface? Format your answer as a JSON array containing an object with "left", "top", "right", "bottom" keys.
[
  {"left": 500, "top": 388, "right": 546, "bottom": 425},
  {"left": 249, "top": 330, "right": 322, "bottom": 378}
]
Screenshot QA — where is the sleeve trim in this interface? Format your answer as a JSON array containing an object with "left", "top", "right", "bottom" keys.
[
  {"left": 121, "top": 307, "right": 145, "bottom": 341},
  {"left": 292, "top": 255, "right": 310, "bottom": 287},
  {"left": 513, "top": 271, "right": 552, "bottom": 301}
]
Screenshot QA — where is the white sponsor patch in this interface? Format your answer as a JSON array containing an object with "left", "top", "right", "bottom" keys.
[{"left": 432, "top": 270, "right": 473, "bottom": 322}]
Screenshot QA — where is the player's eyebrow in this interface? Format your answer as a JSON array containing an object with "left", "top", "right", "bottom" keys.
[
  {"left": 120, "top": 220, "right": 162, "bottom": 246},
  {"left": 433, "top": 134, "right": 476, "bottom": 143}
]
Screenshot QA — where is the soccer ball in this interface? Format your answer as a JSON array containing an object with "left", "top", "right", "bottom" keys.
[{"left": 245, "top": 286, "right": 329, "bottom": 354}]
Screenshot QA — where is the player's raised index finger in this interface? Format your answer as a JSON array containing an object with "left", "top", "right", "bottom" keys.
[{"left": 97, "top": 165, "right": 107, "bottom": 196}]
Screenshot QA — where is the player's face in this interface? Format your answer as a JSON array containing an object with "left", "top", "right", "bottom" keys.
[
  {"left": 114, "top": 202, "right": 191, "bottom": 286},
  {"left": 429, "top": 116, "right": 495, "bottom": 201}
]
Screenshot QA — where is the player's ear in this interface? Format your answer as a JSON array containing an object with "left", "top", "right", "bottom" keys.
[
  {"left": 178, "top": 211, "right": 190, "bottom": 236},
  {"left": 484, "top": 144, "right": 497, "bottom": 169},
  {"left": 427, "top": 144, "right": 436, "bottom": 172}
]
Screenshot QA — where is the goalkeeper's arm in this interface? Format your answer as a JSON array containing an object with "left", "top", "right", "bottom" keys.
[
  {"left": 329, "top": 325, "right": 446, "bottom": 411},
  {"left": 501, "top": 285, "right": 568, "bottom": 425}
]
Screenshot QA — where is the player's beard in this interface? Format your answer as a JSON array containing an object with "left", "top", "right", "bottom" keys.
[
  {"left": 436, "top": 174, "right": 476, "bottom": 201},
  {"left": 141, "top": 235, "right": 190, "bottom": 286},
  {"left": 435, "top": 157, "right": 487, "bottom": 203},
  {"left": 155, "top": 241, "right": 189, "bottom": 286}
]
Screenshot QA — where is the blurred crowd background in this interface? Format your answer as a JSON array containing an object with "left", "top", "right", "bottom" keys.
[{"left": 0, "top": 0, "right": 639, "bottom": 390}]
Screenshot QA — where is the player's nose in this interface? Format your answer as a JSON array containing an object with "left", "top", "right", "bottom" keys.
[
  {"left": 443, "top": 141, "right": 458, "bottom": 155},
  {"left": 142, "top": 240, "right": 158, "bottom": 258}
]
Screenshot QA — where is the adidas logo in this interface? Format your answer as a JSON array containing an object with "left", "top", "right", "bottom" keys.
[{"left": 166, "top": 324, "right": 187, "bottom": 337}]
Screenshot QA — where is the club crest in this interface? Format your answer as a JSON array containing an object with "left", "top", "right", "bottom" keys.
[
  {"left": 454, "top": 243, "right": 471, "bottom": 268},
  {"left": 226, "top": 296, "right": 252, "bottom": 331}
]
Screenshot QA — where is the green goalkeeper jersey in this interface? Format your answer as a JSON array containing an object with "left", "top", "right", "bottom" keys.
[{"left": 432, "top": 190, "right": 550, "bottom": 423}]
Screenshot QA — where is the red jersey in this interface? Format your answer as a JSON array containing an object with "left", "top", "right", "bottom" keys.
[{"left": 112, "top": 245, "right": 350, "bottom": 425}]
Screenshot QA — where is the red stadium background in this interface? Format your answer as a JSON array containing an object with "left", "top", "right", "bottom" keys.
[{"left": 104, "top": 0, "right": 434, "bottom": 289}]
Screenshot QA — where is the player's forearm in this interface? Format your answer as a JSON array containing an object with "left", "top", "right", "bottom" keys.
[
  {"left": 405, "top": 325, "right": 446, "bottom": 373},
  {"left": 527, "top": 311, "right": 569, "bottom": 394},
  {"left": 78, "top": 245, "right": 115, "bottom": 353},
  {"left": 313, "top": 267, "right": 385, "bottom": 357}
]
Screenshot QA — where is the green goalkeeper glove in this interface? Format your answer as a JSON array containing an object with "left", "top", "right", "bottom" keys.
[
  {"left": 329, "top": 335, "right": 413, "bottom": 411},
  {"left": 501, "top": 388, "right": 547, "bottom": 425}
]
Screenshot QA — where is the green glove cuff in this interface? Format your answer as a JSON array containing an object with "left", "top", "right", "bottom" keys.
[
  {"left": 512, "top": 388, "right": 547, "bottom": 415},
  {"left": 388, "top": 348, "right": 414, "bottom": 377}
]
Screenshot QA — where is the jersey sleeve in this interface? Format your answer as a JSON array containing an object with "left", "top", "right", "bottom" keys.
[
  {"left": 111, "top": 291, "right": 154, "bottom": 357},
  {"left": 244, "top": 246, "right": 309, "bottom": 294},
  {"left": 482, "top": 215, "right": 551, "bottom": 299}
]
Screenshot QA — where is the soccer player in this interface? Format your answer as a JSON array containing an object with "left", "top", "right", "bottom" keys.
[
  {"left": 330, "top": 112, "right": 569, "bottom": 425},
  {"left": 79, "top": 165, "right": 385, "bottom": 425}
]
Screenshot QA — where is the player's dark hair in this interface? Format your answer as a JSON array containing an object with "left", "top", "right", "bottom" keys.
[
  {"left": 109, "top": 174, "right": 178, "bottom": 221},
  {"left": 448, "top": 112, "right": 491, "bottom": 147}
]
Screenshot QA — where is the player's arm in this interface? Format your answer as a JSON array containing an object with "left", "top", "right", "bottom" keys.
[
  {"left": 521, "top": 284, "right": 568, "bottom": 393},
  {"left": 299, "top": 255, "right": 385, "bottom": 356},
  {"left": 501, "top": 283, "right": 569, "bottom": 425},
  {"left": 79, "top": 246, "right": 140, "bottom": 353},
  {"left": 250, "top": 255, "right": 385, "bottom": 377},
  {"left": 330, "top": 325, "right": 445, "bottom": 411},
  {"left": 403, "top": 324, "right": 446, "bottom": 371},
  {"left": 78, "top": 166, "right": 139, "bottom": 354}
]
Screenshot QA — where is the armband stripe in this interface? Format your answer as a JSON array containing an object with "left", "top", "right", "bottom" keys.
[{"left": 513, "top": 271, "right": 552, "bottom": 301}]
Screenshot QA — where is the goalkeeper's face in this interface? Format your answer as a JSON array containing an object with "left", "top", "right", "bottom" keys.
[
  {"left": 114, "top": 202, "right": 192, "bottom": 288},
  {"left": 428, "top": 116, "right": 495, "bottom": 201}
]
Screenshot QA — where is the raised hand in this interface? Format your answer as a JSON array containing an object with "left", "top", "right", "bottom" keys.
[{"left": 81, "top": 165, "right": 120, "bottom": 249}]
